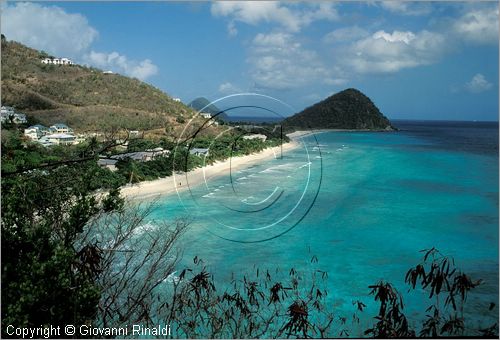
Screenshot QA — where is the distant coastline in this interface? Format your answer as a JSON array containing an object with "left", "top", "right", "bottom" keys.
[{"left": 120, "top": 138, "right": 300, "bottom": 201}]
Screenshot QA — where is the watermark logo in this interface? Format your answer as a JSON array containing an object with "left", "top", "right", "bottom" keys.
[{"left": 172, "top": 93, "right": 323, "bottom": 243}]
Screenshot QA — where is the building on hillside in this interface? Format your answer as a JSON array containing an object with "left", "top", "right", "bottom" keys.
[
  {"left": 173, "top": 98, "right": 181, "bottom": 102},
  {"left": 200, "top": 112, "right": 212, "bottom": 119},
  {"left": 242, "top": 134, "right": 267, "bottom": 142},
  {"left": 41, "top": 57, "right": 74, "bottom": 65},
  {"left": 24, "top": 125, "right": 49, "bottom": 140},
  {"left": 97, "top": 158, "right": 119, "bottom": 171},
  {"left": 145, "top": 147, "right": 171, "bottom": 158},
  {"left": 103, "top": 70, "right": 113, "bottom": 74},
  {"left": 46, "top": 133, "right": 76, "bottom": 145},
  {"left": 1, "top": 106, "right": 14, "bottom": 116},
  {"left": 25, "top": 124, "right": 78, "bottom": 146},
  {"left": 24, "top": 127, "right": 43, "bottom": 140},
  {"left": 37, "top": 136, "right": 56, "bottom": 147},
  {"left": 12, "top": 113, "right": 27, "bottom": 124},
  {"left": 1, "top": 106, "right": 27, "bottom": 124},
  {"left": 190, "top": 148, "right": 209, "bottom": 157},
  {"left": 50, "top": 123, "right": 73, "bottom": 134},
  {"left": 101, "top": 148, "right": 170, "bottom": 166}
]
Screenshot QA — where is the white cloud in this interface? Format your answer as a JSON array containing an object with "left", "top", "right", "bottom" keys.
[
  {"left": 452, "top": 7, "right": 499, "bottom": 45},
  {"left": 465, "top": 73, "right": 493, "bottom": 93},
  {"left": 211, "top": 2, "right": 338, "bottom": 35},
  {"left": 248, "top": 32, "right": 336, "bottom": 90},
  {"left": 2, "top": 2, "right": 159, "bottom": 81},
  {"left": 323, "top": 26, "right": 369, "bottom": 43},
  {"left": 218, "top": 82, "right": 241, "bottom": 94},
  {"left": 1, "top": 2, "right": 98, "bottom": 57},
  {"left": 227, "top": 21, "right": 238, "bottom": 37},
  {"left": 340, "top": 29, "right": 447, "bottom": 74},
  {"left": 379, "top": 1, "right": 432, "bottom": 16},
  {"left": 84, "top": 51, "right": 158, "bottom": 81}
]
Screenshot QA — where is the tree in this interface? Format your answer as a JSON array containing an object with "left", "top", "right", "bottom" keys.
[
  {"left": 1, "top": 162, "right": 122, "bottom": 332},
  {"left": 79, "top": 201, "right": 189, "bottom": 332}
]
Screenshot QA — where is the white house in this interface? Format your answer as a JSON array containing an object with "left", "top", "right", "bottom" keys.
[
  {"left": 200, "top": 112, "right": 212, "bottom": 119},
  {"left": 46, "top": 133, "right": 76, "bottom": 145},
  {"left": 41, "top": 57, "right": 74, "bottom": 65},
  {"left": 243, "top": 134, "right": 267, "bottom": 142},
  {"left": 50, "top": 123, "right": 73, "bottom": 134},
  {"left": 24, "top": 128, "right": 39, "bottom": 140},
  {"left": 145, "top": 147, "right": 171, "bottom": 158},
  {"left": 173, "top": 98, "right": 181, "bottom": 102},
  {"left": 103, "top": 70, "right": 113, "bottom": 74},
  {"left": 25, "top": 124, "right": 78, "bottom": 146},
  {"left": 97, "top": 158, "right": 119, "bottom": 171},
  {"left": 25, "top": 124, "right": 49, "bottom": 134},
  {"left": 190, "top": 148, "right": 209, "bottom": 157},
  {"left": 24, "top": 127, "right": 44, "bottom": 140},
  {"left": 60, "top": 58, "right": 73, "bottom": 65},
  {"left": 38, "top": 136, "right": 56, "bottom": 147},
  {"left": 1, "top": 106, "right": 27, "bottom": 124}
]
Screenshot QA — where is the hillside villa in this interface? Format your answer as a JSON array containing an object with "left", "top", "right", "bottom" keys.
[
  {"left": 98, "top": 147, "right": 171, "bottom": 171},
  {"left": 242, "top": 134, "right": 267, "bottom": 141},
  {"left": 1, "top": 106, "right": 27, "bottom": 124},
  {"left": 190, "top": 148, "right": 209, "bottom": 157},
  {"left": 24, "top": 123, "right": 80, "bottom": 146},
  {"left": 41, "top": 57, "right": 74, "bottom": 65}
]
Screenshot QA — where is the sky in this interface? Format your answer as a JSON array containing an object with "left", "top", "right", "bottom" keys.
[{"left": 1, "top": 1, "right": 499, "bottom": 121}]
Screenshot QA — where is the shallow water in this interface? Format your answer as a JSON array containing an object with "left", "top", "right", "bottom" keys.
[{"left": 146, "top": 120, "right": 499, "bottom": 335}]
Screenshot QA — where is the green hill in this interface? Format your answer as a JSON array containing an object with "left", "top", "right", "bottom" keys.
[
  {"left": 1, "top": 38, "right": 197, "bottom": 132},
  {"left": 283, "top": 88, "right": 394, "bottom": 131},
  {"left": 188, "top": 97, "right": 229, "bottom": 121}
]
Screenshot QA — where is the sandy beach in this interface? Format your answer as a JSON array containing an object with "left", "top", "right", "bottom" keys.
[{"left": 120, "top": 139, "right": 300, "bottom": 200}]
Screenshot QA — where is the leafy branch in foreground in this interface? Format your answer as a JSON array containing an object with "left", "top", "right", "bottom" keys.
[{"left": 404, "top": 247, "right": 486, "bottom": 337}]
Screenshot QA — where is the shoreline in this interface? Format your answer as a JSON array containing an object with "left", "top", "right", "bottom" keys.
[
  {"left": 119, "top": 128, "right": 386, "bottom": 201},
  {"left": 120, "top": 139, "right": 300, "bottom": 201}
]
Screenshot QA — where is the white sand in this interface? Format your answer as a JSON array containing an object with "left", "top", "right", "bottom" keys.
[{"left": 120, "top": 140, "right": 300, "bottom": 200}]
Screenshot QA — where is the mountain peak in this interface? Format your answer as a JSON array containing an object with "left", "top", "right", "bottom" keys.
[{"left": 284, "top": 88, "right": 394, "bottom": 130}]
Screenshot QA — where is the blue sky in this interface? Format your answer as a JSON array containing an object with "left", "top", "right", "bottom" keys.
[{"left": 2, "top": 1, "right": 499, "bottom": 121}]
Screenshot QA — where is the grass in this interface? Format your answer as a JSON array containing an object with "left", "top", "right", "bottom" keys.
[{"left": 1, "top": 38, "right": 206, "bottom": 133}]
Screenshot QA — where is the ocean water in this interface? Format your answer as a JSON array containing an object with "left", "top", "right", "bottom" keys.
[{"left": 146, "top": 120, "right": 499, "bottom": 335}]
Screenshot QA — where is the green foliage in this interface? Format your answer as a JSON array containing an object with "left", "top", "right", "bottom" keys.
[
  {"left": 126, "top": 138, "right": 158, "bottom": 152},
  {"left": 1, "top": 132, "right": 127, "bottom": 333},
  {"left": 284, "top": 88, "right": 394, "bottom": 131},
  {"left": 167, "top": 256, "right": 336, "bottom": 338},
  {"left": 1, "top": 163, "right": 124, "bottom": 333}
]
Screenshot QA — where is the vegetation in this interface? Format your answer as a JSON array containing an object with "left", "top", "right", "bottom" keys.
[
  {"left": 110, "top": 132, "right": 285, "bottom": 184},
  {"left": 1, "top": 36, "right": 495, "bottom": 340},
  {"left": 1, "top": 126, "right": 497, "bottom": 337},
  {"left": 1, "top": 141, "right": 124, "bottom": 332},
  {"left": 283, "top": 88, "right": 394, "bottom": 131},
  {"left": 1, "top": 38, "right": 197, "bottom": 131}
]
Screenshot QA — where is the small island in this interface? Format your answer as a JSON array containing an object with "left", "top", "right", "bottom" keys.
[{"left": 283, "top": 88, "right": 395, "bottom": 131}]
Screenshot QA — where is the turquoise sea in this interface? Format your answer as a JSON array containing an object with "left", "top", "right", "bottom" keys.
[{"left": 147, "top": 120, "right": 498, "bottom": 335}]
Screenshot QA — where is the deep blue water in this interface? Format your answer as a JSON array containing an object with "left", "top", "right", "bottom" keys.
[{"left": 146, "top": 120, "right": 498, "bottom": 336}]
